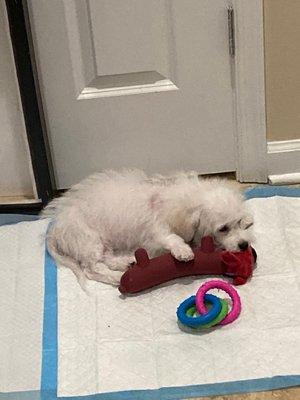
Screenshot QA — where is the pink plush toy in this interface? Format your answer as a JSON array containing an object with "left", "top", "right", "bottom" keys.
[{"left": 119, "top": 236, "right": 256, "bottom": 294}]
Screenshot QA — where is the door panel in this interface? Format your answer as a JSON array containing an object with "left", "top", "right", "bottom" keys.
[
  {"left": 89, "top": 0, "right": 171, "bottom": 77},
  {"left": 28, "top": 0, "right": 235, "bottom": 189}
]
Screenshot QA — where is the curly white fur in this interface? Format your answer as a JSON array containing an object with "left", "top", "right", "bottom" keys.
[{"left": 42, "top": 169, "right": 254, "bottom": 287}]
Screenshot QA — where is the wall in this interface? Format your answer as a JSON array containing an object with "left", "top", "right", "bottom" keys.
[
  {"left": 264, "top": 0, "right": 300, "bottom": 142},
  {"left": 0, "top": 0, "right": 33, "bottom": 197}
]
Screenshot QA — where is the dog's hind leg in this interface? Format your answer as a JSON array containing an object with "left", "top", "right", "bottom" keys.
[
  {"left": 86, "top": 263, "right": 123, "bottom": 285},
  {"left": 103, "top": 253, "right": 136, "bottom": 271}
]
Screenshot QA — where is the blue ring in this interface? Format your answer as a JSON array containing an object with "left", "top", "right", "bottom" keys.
[{"left": 177, "top": 294, "right": 222, "bottom": 328}]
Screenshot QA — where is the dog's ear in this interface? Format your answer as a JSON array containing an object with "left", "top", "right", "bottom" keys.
[
  {"left": 188, "top": 206, "right": 209, "bottom": 239},
  {"left": 187, "top": 206, "right": 208, "bottom": 244},
  {"left": 169, "top": 206, "right": 202, "bottom": 242},
  {"left": 239, "top": 214, "right": 254, "bottom": 230},
  {"left": 187, "top": 206, "right": 201, "bottom": 228}
]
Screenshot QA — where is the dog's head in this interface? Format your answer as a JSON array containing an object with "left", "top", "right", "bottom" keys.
[
  {"left": 209, "top": 211, "right": 254, "bottom": 252},
  {"left": 191, "top": 183, "right": 254, "bottom": 251}
]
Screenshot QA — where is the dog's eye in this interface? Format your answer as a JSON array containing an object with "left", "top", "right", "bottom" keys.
[
  {"left": 239, "top": 219, "right": 254, "bottom": 230},
  {"left": 219, "top": 224, "right": 229, "bottom": 233}
]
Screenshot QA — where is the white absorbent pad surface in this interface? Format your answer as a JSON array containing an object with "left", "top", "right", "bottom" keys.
[
  {"left": 0, "top": 194, "right": 300, "bottom": 400},
  {"left": 57, "top": 196, "right": 300, "bottom": 398},
  {"left": 0, "top": 219, "right": 48, "bottom": 394}
]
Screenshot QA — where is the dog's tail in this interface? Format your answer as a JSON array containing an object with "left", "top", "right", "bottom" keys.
[
  {"left": 46, "top": 231, "right": 122, "bottom": 289},
  {"left": 46, "top": 232, "right": 87, "bottom": 289}
]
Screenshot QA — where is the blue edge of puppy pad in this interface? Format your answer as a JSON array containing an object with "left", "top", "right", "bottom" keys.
[{"left": 1, "top": 185, "right": 300, "bottom": 400}]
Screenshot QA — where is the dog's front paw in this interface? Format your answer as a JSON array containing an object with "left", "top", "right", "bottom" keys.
[{"left": 171, "top": 245, "right": 194, "bottom": 262}]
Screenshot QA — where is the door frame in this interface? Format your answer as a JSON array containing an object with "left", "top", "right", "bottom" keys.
[
  {"left": 2, "top": 0, "right": 56, "bottom": 214},
  {"left": 2, "top": 0, "right": 268, "bottom": 215},
  {"left": 233, "top": 0, "right": 268, "bottom": 183}
]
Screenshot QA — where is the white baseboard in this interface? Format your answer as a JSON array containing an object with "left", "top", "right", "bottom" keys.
[
  {"left": 269, "top": 172, "right": 300, "bottom": 185},
  {"left": 267, "top": 138, "right": 300, "bottom": 153},
  {"left": 267, "top": 139, "right": 300, "bottom": 177},
  {"left": 0, "top": 197, "right": 40, "bottom": 205}
]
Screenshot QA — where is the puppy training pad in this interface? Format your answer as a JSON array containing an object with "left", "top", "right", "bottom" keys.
[{"left": 1, "top": 186, "right": 300, "bottom": 400}]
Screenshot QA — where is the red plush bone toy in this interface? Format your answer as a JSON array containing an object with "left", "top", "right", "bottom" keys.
[{"left": 119, "top": 236, "right": 256, "bottom": 294}]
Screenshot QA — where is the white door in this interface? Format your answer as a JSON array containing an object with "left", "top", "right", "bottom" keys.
[{"left": 28, "top": 0, "right": 236, "bottom": 189}]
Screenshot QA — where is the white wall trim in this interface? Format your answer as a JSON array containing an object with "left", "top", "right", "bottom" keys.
[
  {"left": 269, "top": 172, "right": 300, "bottom": 185},
  {"left": 268, "top": 139, "right": 300, "bottom": 154},
  {"left": 267, "top": 139, "right": 300, "bottom": 176},
  {"left": 233, "top": 0, "right": 268, "bottom": 183}
]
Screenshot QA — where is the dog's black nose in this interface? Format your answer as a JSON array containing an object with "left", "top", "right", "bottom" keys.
[{"left": 238, "top": 241, "right": 249, "bottom": 251}]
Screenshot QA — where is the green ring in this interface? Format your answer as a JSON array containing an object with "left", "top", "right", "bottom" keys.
[{"left": 186, "top": 298, "right": 229, "bottom": 329}]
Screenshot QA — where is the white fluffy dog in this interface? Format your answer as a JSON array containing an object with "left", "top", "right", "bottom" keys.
[{"left": 43, "top": 169, "right": 254, "bottom": 286}]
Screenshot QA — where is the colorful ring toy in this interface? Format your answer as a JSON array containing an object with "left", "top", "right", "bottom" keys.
[
  {"left": 186, "top": 298, "right": 229, "bottom": 329},
  {"left": 195, "top": 280, "right": 241, "bottom": 326},
  {"left": 177, "top": 294, "right": 222, "bottom": 328}
]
